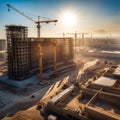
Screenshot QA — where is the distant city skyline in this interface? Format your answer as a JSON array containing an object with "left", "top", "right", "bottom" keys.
[{"left": 0, "top": 0, "right": 120, "bottom": 39}]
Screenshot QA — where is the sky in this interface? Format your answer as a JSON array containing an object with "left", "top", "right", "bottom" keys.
[{"left": 0, "top": 0, "right": 120, "bottom": 39}]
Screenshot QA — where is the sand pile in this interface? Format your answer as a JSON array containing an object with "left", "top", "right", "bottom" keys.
[{"left": 2, "top": 109, "right": 44, "bottom": 120}]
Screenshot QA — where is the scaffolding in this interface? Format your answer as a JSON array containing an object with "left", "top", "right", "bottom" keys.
[{"left": 6, "top": 25, "right": 30, "bottom": 80}]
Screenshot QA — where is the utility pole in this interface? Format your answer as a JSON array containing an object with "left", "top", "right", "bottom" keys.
[
  {"left": 7, "top": 4, "right": 58, "bottom": 81},
  {"left": 91, "top": 33, "right": 93, "bottom": 40}
]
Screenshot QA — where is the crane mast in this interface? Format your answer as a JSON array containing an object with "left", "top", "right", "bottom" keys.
[{"left": 7, "top": 4, "right": 58, "bottom": 81}]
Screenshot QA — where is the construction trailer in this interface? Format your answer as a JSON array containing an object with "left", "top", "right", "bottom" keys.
[{"left": 6, "top": 25, "right": 74, "bottom": 80}]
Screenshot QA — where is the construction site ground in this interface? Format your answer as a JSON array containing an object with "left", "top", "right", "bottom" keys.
[{"left": 1, "top": 48, "right": 120, "bottom": 120}]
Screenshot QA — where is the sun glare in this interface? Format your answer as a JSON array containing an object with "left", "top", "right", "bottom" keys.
[{"left": 61, "top": 10, "right": 77, "bottom": 26}]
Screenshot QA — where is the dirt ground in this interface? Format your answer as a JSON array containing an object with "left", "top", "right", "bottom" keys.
[
  {"left": 2, "top": 48, "right": 120, "bottom": 120},
  {"left": 3, "top": 107, "right": 44, "bottom": 120}
]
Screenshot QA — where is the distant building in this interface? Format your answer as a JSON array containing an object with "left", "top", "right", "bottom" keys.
[
  {"left": 0, "top": 39, "right": 6, "bottom": 51},
  {"left": 6, "top": 25, "right": 74, "bottom": 81}
]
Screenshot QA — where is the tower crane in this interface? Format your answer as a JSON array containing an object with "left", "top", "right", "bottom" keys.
[
  {"left": 67, "top": 31, "right": 81, "bottom": 49},
  {"left": 67, "top": 32, "right": 89, "bottom": 49},
  {"left": 7, "top": 4, "right": 58, "bottom": 81}
]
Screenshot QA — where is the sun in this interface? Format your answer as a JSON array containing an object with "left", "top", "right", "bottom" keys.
[{"left": 61, "top": 10, "right": 77, "bottom": 26}]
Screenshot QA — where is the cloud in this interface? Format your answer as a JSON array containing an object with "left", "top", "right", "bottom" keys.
[{"left": 95, "top": 29, "right": 108, "bottom": 34}]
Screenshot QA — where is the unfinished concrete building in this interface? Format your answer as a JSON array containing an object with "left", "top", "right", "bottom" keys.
[
  {"left": 6, "top": 25, "right": 74, "bottom": 80},
  {"left": 45, "top": 65, "right": 120, "bottom": 120},
  {"left": 6, "top": 25, "right": 30, "bottom": 80},
  {"left": 29, "top": 37, "right": 73, "bottom": 74}
]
